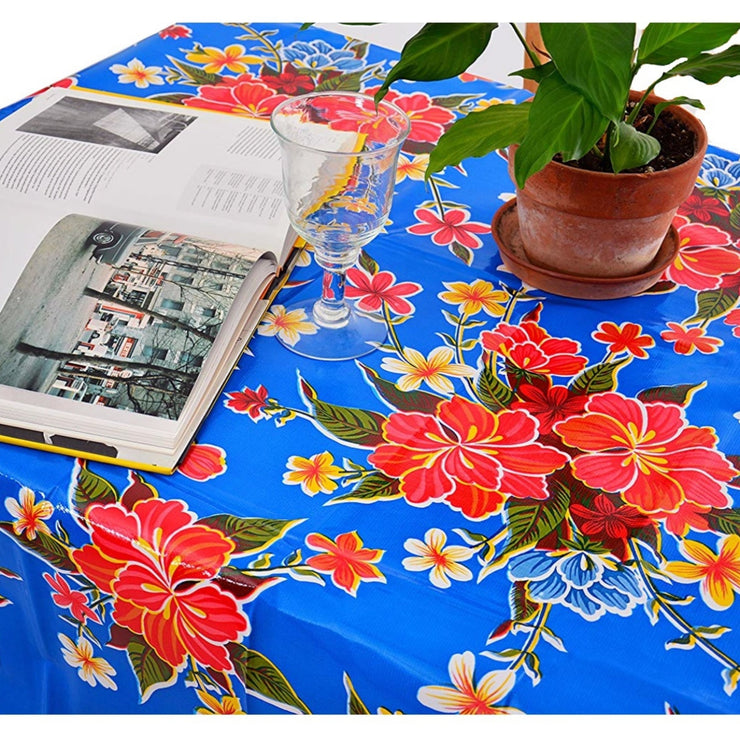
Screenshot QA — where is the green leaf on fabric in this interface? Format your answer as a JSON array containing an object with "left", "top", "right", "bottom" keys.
[
  {"left": 499, "top": 479, "right": 571, "bottom": 559},
  {"left": 704, "top": 508, "right": 740, "bottom": 536},
  {"left": 71, "top": 461, "right": 118, "bottom": 522},
  {"left": 636, "top": 381, "right": 706, "bottom": 406},
  {"left": 689, "top": 288, "right": 739, "bottom": 322},
  {"left": 376, "top": 23, "right": 498, "bottom": 100},
  {"left": 357, "top": 362, "right": 442, "bottom": 414},
  {"left": 300, "top": 377, "right": 387, "bottom": 447},
  {"left": 667, "top": 45, "right": 740, "bottom": 85},
  {"left": 328, "top": 472, "right": 401, "bottom": 505},
  {"left": 609, "top": 121, "right": 661, "bottom": 173},
  {"left": 476, "top": 365, "right": 514, "bottom": 411},
  {"left": 638, "top": 23, "right": 740, "bottom": 66},
  {"left": 513, "top": 72, "right": 609, "bottom": 188},
  {"left": 0, "top": 522, "right": 76, "bottom": 572},
  {"left": 541, "top": 22, "right": 635, "bottom": 121},
  {"left": 343, "top": 673, "right": 371, "bottom": 714},
  {"left": 125, "top": 633, "right": 177, "bottom": 703},
  {"left": 427, "top": 101, "right": 531, "bottom": 175},
  {"left": 229, "top": 643, "right": 310, "bottom": 714},
  {"left": 197, "top": 514, "right": 303, "bottom": 555},
  {"left": 569, "top": 358, "right": 629, "bottom": 395}
]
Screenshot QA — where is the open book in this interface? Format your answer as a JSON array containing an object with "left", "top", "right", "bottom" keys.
[{"left": 0, "top": 87, "right": 299, "bottom": 473}]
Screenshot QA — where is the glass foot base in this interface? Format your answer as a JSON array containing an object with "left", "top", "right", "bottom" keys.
[{"left": 278, "top": 298, "right": 387, "bottom": 361}]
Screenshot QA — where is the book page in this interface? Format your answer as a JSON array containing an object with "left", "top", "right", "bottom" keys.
[
  {"left": 0, "top": 88, "right": 293, "bottom": 262},
  {"left": 0, "top": 202, "right": 273, "bottom": 436}
]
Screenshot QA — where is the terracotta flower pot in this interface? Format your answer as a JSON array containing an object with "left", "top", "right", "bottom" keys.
[{"left": 507, "top": 94, "right": 708, "bottom": 279}]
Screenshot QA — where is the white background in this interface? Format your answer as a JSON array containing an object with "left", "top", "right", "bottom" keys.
[{"left": 0, "top": 1, "right": 738, "bottom": 149}]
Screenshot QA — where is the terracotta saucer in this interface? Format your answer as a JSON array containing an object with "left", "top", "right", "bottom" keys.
[{"left": 490, "top": 199, "right": 679, "bottom": 300}]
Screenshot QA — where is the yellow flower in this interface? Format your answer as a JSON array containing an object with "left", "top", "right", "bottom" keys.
[
  {"left": 283, "top": 452, "right": 344, "bottom": 495},
  {"left": 418, "top": 652, "right": 522, "bottom": 715},
  {"left": 4, "top": 486, "right": 54, "bottom": 540},
  {"left": 185, "top": 44, "right": 260, "bottom": 74},
  {"left": 58, "top": 634, "right": 117, "bottom": 690},
  {"left": 195, "top": 689, "right": 245, "bottom": 714},
  {"left": 109, "top": 58, "right": 164, "bottom": 88},
  {"left": 258, "top": 304, "right": 318, "bottom": 346},
  {"left": 470, "top": 98, "right": 516, "bottom": 113},
  {"left": 403, "top": 528, "right": 473, "bottom": 589},
  {"left": 438, "top": 279, "right": 509, "bottom": 317},
  {"left": 665, "top": 534, "right": 740, "bottom": 610},
  {"left": 381, "top": 347, "right": 475, "bottom": 394},
  {"left": 396, "top": 153, "right": 429, "bottom": 182}
]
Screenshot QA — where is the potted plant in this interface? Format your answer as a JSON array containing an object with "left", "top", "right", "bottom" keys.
[{"left": 374, "top": 23, "right": 740, "bottom": 297}]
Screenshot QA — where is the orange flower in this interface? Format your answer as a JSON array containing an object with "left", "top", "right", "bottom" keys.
[
  {"left": 661, "top": 322, "right": 722, "bottom": 355},
  {"left": 258, "top": 304, "right": 318, "bottom": 346},
  {"left": 4, "top": 487, "right": 53, "bottom": 540},
  {"left": 592, "top": 321, "right": 655, "bottom": 359},
  {"left": 665, "top": 535, "right": 740, "bottom": 610},
  {"left": 59, "top": 634, "right": 117, "bottom": 690},
  {"left": 438, "top": 279, "right": 509, "bottom": 317},
  {"left": 185, "top": 44, "right": 260, "bottom": 74},
  {"left": 195, "top": 690, "right": 245, "bottom": 714},
  {"left": 283, "top": 452, "right": 343, "bottom": 495},
  {"left": 305, "top": 531, "right": 385, "bottom": 596}
]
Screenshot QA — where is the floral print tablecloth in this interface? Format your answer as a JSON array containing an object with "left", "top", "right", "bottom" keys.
[{"left": 2, "top": 22, "right": 740, "bottom": 714}]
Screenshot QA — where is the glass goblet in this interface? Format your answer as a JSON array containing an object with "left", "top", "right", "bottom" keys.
[{"left": 270, "top": 91, "right": 410, "bottom": 360}]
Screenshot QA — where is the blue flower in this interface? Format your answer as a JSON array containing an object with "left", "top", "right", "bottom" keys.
[
  {"left": 698, "top": 153, "right": 740, "bottom": 192},
  {"left": 508, "top": 547, "right": 644, "bottom": 621},
  {"left": 281, "top": 40, "right": 364, "bottom": 73}
]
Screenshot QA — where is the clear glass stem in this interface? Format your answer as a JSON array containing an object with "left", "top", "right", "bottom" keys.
[{"left": 313, "top": 267, "right": 350, "bottom": 328}]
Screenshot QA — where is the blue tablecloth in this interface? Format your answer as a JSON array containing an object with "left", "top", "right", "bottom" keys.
[{"left": 2, "top": 22, "right": 740, "bottom": 714}]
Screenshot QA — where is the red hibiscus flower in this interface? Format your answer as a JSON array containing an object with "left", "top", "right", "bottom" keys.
[
  {"left": 571, "top": 494, "right": 652, "bottom": 540},
  {"left": 364, "top": 87, "right": 456, "bottom": 144},
  {"left": 43, "top": 572, "right": 101, "bottom": 624},
  {"left": 159, "top": 24, "right": 192, "bottom": 39},
  {"left": 678, "top": 192, "right": 728, "bottom": 223},
  {"left": 345, "top": 267, "right": 421, "bottom": 314},
  {"left": 368, "top": 395, "right": 569, "bottom": 520},
  {"left": 260, "top": 63, "right": 315, "bottom": 95},
  {"left": 663, "top": 500, "right": 713, "bottom": 537},
  {"left": 480, "top": 321, "right": 589, "bottom": 377},
  {"left": 554, "top": 392, "right": 737, "bottom": 518},
  {"left": 592, "top": 321, "right": 654, "bottom": 359},
  {"left": 182, "top": 76, "right": 288, "bottom": 118},
  {"left": 224, "top": 384, "right": 269, "bottom": 420},
  {"left": 510, "top": 382, "right": 587, "bottom": 435},
  {"left": 178, "top": 443, "right": 227, "bottom": 481},
  {"left": 72, "top": 498, "right": 248, "bottom": 672},
  {"left": 305, "top": 531, "right": 385, "bottom": 596},
  {"left": 725, "top": 308, "right": 740, "bottom": 338},
  {"left": 408, "top": 207, "right": 490, "bottom": 250},
  {"left": 664, "top": 214, "right": 740, "bottom": 290}
]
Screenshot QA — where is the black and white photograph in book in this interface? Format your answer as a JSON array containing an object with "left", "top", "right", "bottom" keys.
[
  {"left": 0, "top": 214, "right": 261, "bottom": 419},
  {"left": 17, "top": 95, "right": 196, "bottom": 153}
]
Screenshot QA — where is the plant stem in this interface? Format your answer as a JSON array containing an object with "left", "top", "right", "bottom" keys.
[
  {"left": 382, "top": 302, "right": 409, "bottom": 360},
  {"left": 508, "top": 602, "right": 551, "bottom": 672},
  {"left": 510, "top": 23, "right": 542, "bottom": 68},
  {"left": 630, "top": 539, "right": 740, "bottom": 672}
]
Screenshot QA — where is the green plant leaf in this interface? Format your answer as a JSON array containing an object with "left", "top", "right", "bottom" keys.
[
  {"left": 327, "top": 472, "right": 401, "bottom": 505},
  {"left": 513, "top": 72, "right": 609, "bottom": 188},
  {"left": 499, "top": 479, "right": 571, "bottom": 559},
  {"left": 375, "top": 23, "right": 498, "bottom": 100},
  {"left": 636, "top": 381, "right": 706, "bottom": 406},
  {"left": 541, "top": 23, "right": 635, "bottom": 121},
  {"left": 356, "top": 362, "right": 442, "bottom": 414},
  {"left": 427, "top": 101, "right": 531, "bottom": 175},
  {"left": 0, "top": 521, "right": 76, "bottom": 572},
  {"left": 71, "top": 461, "right": 118, "bottom": 522},
  {"left": 229, "top": 643, "right": 310, "bottom": 714},
  {"left": 343, "top": 673, "right": 371, "bottom": 714},
  {"left": 125, "top": 633, "right": 177, "bottom": 702},
  {"left": 689, "top": 288, "right": 738, "bottom": 322},
  {"left": 299, "top": 377, "right": 387, "bottom": 447},
  {"left": 510, "top": 61, "right": 556, "bottom": 83},
  {"left": 609, "top": 121, "right": 661, "bottom": 173},
  {"left": 666, "top": 44, "right": 740, "bottom": 85},
  {"left": 569, "top": 358, "right": 628, "bottom": 395},
  {"left": 476, "top": 364, "right": 515, "bottom": 411},
  {"left": 197, "top": 514, "right": 303, "bottom": 555},
  {"left": 638, "top": 23, "right": 740, "bottom": 66}
]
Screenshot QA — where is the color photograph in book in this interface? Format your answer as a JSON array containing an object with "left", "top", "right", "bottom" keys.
[{"left": 0, "top": 213, "right": 262, "bottom": 420}]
